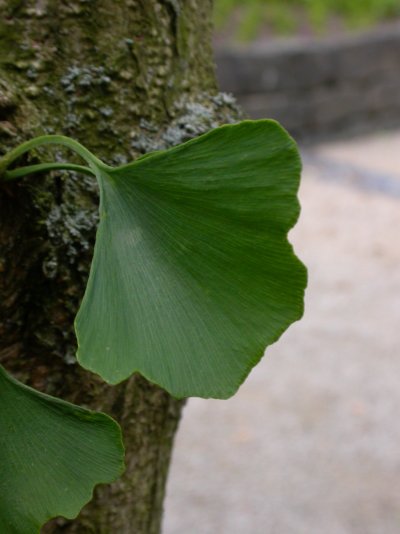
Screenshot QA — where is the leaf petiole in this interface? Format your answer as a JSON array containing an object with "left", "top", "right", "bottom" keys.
[
  {"left": 0, "top": 134, "right": 111, "bottom": 180},
  {"left": 4, "top": 162, "right": 96, "bottom": 180}
]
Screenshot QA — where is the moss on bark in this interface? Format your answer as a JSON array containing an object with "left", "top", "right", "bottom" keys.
[{"left": 0, "top": 1, "right": 241, "bottom": 531}]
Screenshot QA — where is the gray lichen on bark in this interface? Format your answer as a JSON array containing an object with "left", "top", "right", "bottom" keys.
[{"left": 0, "top": 1, "right": 240, "bottom": 532}]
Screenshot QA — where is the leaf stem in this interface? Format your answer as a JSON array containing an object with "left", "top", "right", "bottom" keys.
[
  {"left": 0, "top": 135, "right": 112, "bottom": 180},
  {"left": 4, "top": 163, "right": 96, "bottom": 180}
]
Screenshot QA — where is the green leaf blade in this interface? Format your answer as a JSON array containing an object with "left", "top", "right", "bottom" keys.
[
  {"left": 0, "top": 365, "right": 125, "bottom": 533},
  {"left": 76, "top": 119, "right": 307, "bottom": 398}
]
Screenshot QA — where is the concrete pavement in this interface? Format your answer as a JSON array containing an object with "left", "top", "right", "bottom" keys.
[{"left": 163, "top": 130, "right": 400, "bottom": 534}]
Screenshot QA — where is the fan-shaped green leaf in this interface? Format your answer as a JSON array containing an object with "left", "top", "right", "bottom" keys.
[
  {"left": 0, "top": 365, "right": 124, "bottom": 533},
  {"left": 76, "top": 119, "right": 307, "bottom": 398}
]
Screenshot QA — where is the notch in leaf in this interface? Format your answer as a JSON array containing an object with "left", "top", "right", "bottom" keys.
[
  {"left": 0, "top": 365, "right": 125, "bottom": 534},
  {"left": 75, "top": 120, "right": 307, "bottom": 398}
]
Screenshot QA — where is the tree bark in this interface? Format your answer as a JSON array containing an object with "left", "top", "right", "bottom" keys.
[{"left": 0, "top": 0, "right": 240, "bottom": 532}]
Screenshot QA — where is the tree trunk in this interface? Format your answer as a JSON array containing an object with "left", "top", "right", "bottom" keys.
[{"left": 0, "top": 1, "right": 240, "bottom": 532}]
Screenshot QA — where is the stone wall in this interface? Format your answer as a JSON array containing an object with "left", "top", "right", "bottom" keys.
[{"left": 215, "top": 26, "right": 400, "bottom": 141}]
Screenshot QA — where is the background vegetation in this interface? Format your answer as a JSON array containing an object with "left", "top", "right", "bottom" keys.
[{"left": 214, "top": 0, "right": 400, "bottom": 42}]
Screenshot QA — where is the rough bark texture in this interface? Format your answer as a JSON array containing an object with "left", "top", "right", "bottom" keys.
[{"left": 0, "top": 0, "right": 240, "bottom": 532}]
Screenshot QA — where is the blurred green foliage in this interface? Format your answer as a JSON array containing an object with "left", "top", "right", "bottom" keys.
[{"left": 214, "top": 0, "right": 400, "bottom": 41}]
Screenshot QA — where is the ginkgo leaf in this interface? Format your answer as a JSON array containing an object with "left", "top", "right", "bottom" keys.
[
  {"left": 0, "top": 364, "right": 124, "bottom": 534},
  {"left": 75, "top": 119, "right": 307, "bottom": 398}
]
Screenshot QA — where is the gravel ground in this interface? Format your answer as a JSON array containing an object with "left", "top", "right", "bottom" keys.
[{"left": 163, "top": 131, "right": 400, "bottom": 534}]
